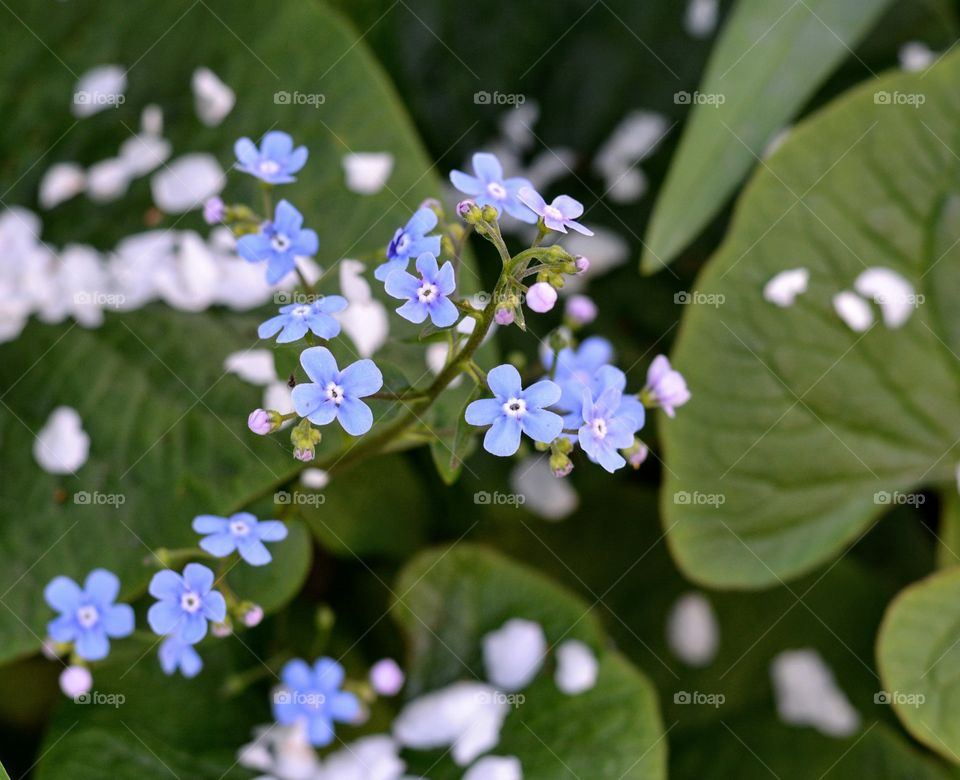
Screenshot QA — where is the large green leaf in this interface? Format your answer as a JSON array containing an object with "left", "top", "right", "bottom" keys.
[
  {"left": 0, "top": 0, "right": 462, "bottom": 664},
  {"left": 661, "top": 51, "right": 960, "bottom": 587},
  {"left": 392, "top": 544, "right": 666, "bottom": 780},
  {"left": 642, "top": 0, "right": 895, "bottom": 272},
  {"left": 877, "top": 567, "right": 960, "bottom": 764}
]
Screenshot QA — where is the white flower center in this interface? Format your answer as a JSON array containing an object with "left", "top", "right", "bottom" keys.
[
  {"left": 230, "top": 519, "right": 250, "bottom": 536},
  {"left": 486, "top": 181, "right": 507, "bottom": 200},
  {"left": 271, "top": 233, "right": 292, "bottom": 252},
  {"left": 502, "top": 397, "right": 527, "bottom": 419},
  {"left": 258, "top": 159, "right": 280, "bottom": 176},
  {"left": 180, "top": 591, "right": 202, "bottom": 614},
  {"left": 76, "top": 605, "right": 99, "bottom": 628},
  {"left": 325, "top": 382, "right": 345, "bottom": 405},
  {"left": 543, "top": 205, "right": 563, "bottom": 222},
  {"left": 592, "top": 417, "right": 608, "bottom": 439},
  {"left": 417, "top": 280, "right": 438, "bottom": 303},
  {"left": 291, "top": 305, "right": 312, "bottom": 318}
]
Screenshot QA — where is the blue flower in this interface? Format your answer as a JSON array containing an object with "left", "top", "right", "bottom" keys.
[
  {"left": 518, "top": 187, "right": 593, "bottom": 235},
  {"left": 234, "top": 131, "right": 308, "bottom": 184},
  {"left": 291, "top": 347, "right": 383, "bottom": 436},
  {"left": 375, "top": 207, "right": 441, "bottom": 281},
  {"left": 273, "top": 657, "right": 361, "bottom": 747},
  {"left": 543, "top": 336, "right": 615, "bottom": 413},
  {"left": 450, "top": 152, "right": 537, "bottom": 223},
  {"left": 44, "top": 569, "right": 134, "bottom": 661},
  {"left": 385, "top": 252, "right": 459, "bottom": 328},
  {"left": 192, "top": 512, "right": 288, "bottom": 566},
  {"left": 258, "top": 296, "right": 347, "bottom": 343},
  {"left": 147, "top": 563, "right": 226, "bottom": 644},
  {"left": 159, "top": 636, "right": 203, "bottom": 678},
  {"left": 238, "top": 200, "right": 318, "bottom": 285},
  {"left": 579, "top": 387, "right": 640, "bottom": 473},
  {"left": 465, "top": 364, "right": 563, "bottom": 456}
]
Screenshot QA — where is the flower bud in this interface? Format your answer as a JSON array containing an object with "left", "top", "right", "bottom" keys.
[
  {"left": 203, "top": 196, "right": 225, "bottom": 225},
  {"left": 242, "top": 604, "right": 264, "bottom": 627},
  {"left": 494, "top": 306, "right": 515, "bottom": 326},
  {"left": 624, "top": 439, "right": 649, "bottom": 469},
  {"left": 293, "top": 447, "right": 314, "bottom": 463},
  {"left": 526, "top": 282, "right": 558, "bottom": 313},
  {"left": 212, "top": 621, "right": 233, "bottom": 638},
  {"left": 370, "top": 658, "right": 405, "bottom": 696},
  {"left": 565, "top": 294, "right": 597, "bottom": 325},
  {"left": 248, "top": 408, "right": 282, "bottom": 435},
  {"left": 480, "top": 204, "right": 499, "bottom": 223},
  {"left": 457, "top": 199, "right": 482, "bottom": 224},
  {"left": 60, "top": 665, "right": 92, "bottom": 698},
  {"left": 550, "top": 450, "right": 573, "bottom": 477},
  {"left": 574, "top": 255, "right": 590, "bottom": 274}
]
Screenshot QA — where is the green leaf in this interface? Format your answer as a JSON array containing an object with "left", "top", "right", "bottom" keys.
[
  {"left": 661, "top": 51, "right": 960, "bottom": 587},
  {"left": 937, "top": 491, "right": 960, "bottom": 570},
  {"left": 0, "top": 0, "right": 462, "bottom": 664},
  {"left": 226, "top": 518, "right": 312, "bottom": 613},
  {"left": 877, "top": 567, "right": 960, "bottom": 764},
  {"left": 642, "top": 0, "right": 895, "bottom": 272},
  {"left": 392, "top": 544, "right": 666, "bottom": 780},
  {"left": 35, "top": 638, "right": 265, "bottom": 779}
]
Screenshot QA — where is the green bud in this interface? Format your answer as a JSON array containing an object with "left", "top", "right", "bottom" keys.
[
  {"left": 480, "top": 204, "right": 499, "bottom": 223},
  {"left": 549, "top": 451, "right": 573, "bottom": 477}
]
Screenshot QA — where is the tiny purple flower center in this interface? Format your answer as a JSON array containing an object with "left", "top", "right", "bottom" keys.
[
  {"left": 291, "top": 305, "right": 312, "bottom": 318},
  {"left": 258, "top": 159, "right": 281, "bottom": 176},
  {"left": 502, "top": 397, "right": 527, "bottom": 419},
  {"left": 325, "top": 382, "right": 346, "bottom": 405},
  {"left": 591, "top": 417, "right": 608, "bottom": 440},
  {"left": 76, "top": 605, "right": 99, "bottom": 628},
  {"left": 543, "top": 204, "right": 564, "bottom": 222},
  {"left": 180, "top": 591, "right": 202, "bottom": 614},
  {"left": 486, "top": 181, "right": 507, "bottom": 200},
  {"left": 271, "top": 233, "right": 292, "bottom": 252},
  {"left": 230, "top": 519, "right": 251, "bottom": 536},
  {"left": 417, "top": 279, "right": 438, "bottom": 303}
]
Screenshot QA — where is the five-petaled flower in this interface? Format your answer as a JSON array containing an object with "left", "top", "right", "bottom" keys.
[
  {"left": 234, "top": 131, "right": 308, "bottom": 184},
  {"left": 518, "top": 187, "right": 593, "bottom": 235},
  {"left": 291, "top": 347, "right": 383, "bottom": 436},
  {"left": 579, "top": 387, "right": 642, "bottom": 473},
  {"left": 450, "top": 152, "right": 537, "bottom": 223},
  {"left": 273, "top": 657, "right": 361, "bottom": 747},
  {"left": 258, "top": 296, "right": 347, "bottom": 343},
  {"left": 147, "top": 563, "right": 227, "bottom": 645},
  {"left": 159, "top": 636, "right": 203, "bottom": 678},
  {"left": 385, "top": 252, "right": 459, "bottom": 328},
  {"left": 238, "top": 200, "right": 318, "bottom": 285},
  {"left": 45, "top": 569, "right": 134, "bottom": 662},
  {"left": 642, "top": 355, "right": 691, "bottom": 417},
  {"left": 465, "top": 364, "right": 563, "bottom": 456},
  {"left": 375, "top": 207, "right": 441, "bottom": 282},
  {"left": 192, "top": 512, "right": 288, "bottom": 566}
]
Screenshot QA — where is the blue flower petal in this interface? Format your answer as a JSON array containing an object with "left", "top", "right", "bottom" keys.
[
  {"left": 305, "top": 314, "right": 339, "bottom": 340},
  {"left": 384, "top": 270, "right": 420, "bottom": 300},
  {"left": 339, "top": 359, "right": 383, "bottom": 397},
  {"left": 435, "top": 260, "right": 456, "bottom": 296},
  {"left": 316, "top": 295, "right": 348, "bottom": 313},
  {"left": 44, "top": 576, "right": 82, "bottom": 612},
  {"left": 406, "top": 207, "right": 438, "bottom": 236},
  {"left": 396, "top": 299, "right": 429, "bottom": 324},
  {"left": 75, "top": 625, "right": 109, "bottom": 661},
  {"left": 291, "top": 385, "right": 338, "bottom": 425},
  {"left": 313, "top": 657, "right": 346, "bottom": 689},
  {"left": 285, "top": 145, "right": 308, "bottom": 175},
  {"left": 257, "top": 314, "right": 289, "bottom": 339},
  {"left": 237, "top": 537, "right": 272, "bottom": 566},
  {"left": 183, "top": 563, "right": 215, "bottom": 594},
  {"left": 148, "top": 601, "right": 183, "bottom": 635},
  {"left": 192, "top": 515, "right": 228, "bottom": 534},
  {"left": 180, "top": 612, "right": 208, "bottom": 644},
  {"left": 328, "top": 691, "right": 361, "bottom": 722},
  {"left": 465, "top": 398, "right": 502, "bottom": 426},
  {"left": 472, "top": 152, "right": 504, "bottom": 182},
  {"left": 299, "top": 346, "right": 338, "bottom": 385},
  {"left": 415, "top": 252, "right": 439, "bottom": 279},
  {"left": 487, "top": 364, "right": 523, "bottom": 399},
  {"left": 429, "top": 296, "right": 459, "bottom": 328},
  {"left": 282, "top": 659, "right": 313, "bottom": 690},
  {"left": 292, "top": 228, "right": 318, "bottom": 257},
  {"left": 276, "top": 319, "right": 310, "bottom": 344},
  {"left": 198, "top": 532, "right": 237, "bottom": 558},
  {"left": 449, "top": 169, "right": 483, "bottom": 195},
  {"left": 201, "top": 590, "right": 227, "bottom": 623},
  {"left": 47, "top": 614, "right": 77, "bottom": 643},
  {"left": 337, "top": 397, "right": 374, "bottom": 436},
  {"left": 520, "top": 408, "right": 564, "bottom": 444},
  {"left": 374, "top": 257, "right": 408, "bottom": 282},
  {"left": 84, "top": 570, "right": 120, "bottom": 608},
  {"left": 237, "top": 233, "right": 273, "bottom": 263},
  {"left": 307, "top": 715, "right": 335, "bottom": 747},
  {"left": 234, "top": 137, "right": 259, "bottom": 166},
  {"left": 484, "top": 415, "right": 522, "bottom": 456},
  {"left": 261, "top": 131, "right": 294, "bottom": 159},
  {"left": 102, "top": 604, "right": 135, "bottom": 637},
  {"left": 521, "top": 379, "right": 561, "bottom": 409},
  {"left": 148, "top": 570, "right": 183, "bottom": 601},
  {"left": 265, "top": 253, "right": 296, "bottom": 284},
  {"left": 256, "top": 520, "right": 288, "bottom": 542}
]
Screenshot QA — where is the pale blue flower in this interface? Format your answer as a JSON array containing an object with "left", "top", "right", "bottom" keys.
[
  {"left": 579, "top": 387, "right": 639, "bottom": 473},
  {"left": 291, "top": 347, "right": 383, "bottom": 436},
  {"left": 375, "top": 208, "right": 441, "bottom": 281},
  {"left": 258, "top": 296, "right": 347, "bottom": 343},
  {"left": 234, "top": 131, "right": 308, "bottom": 184},
  {"left": 518, "top": 187, "right": 593, "bottom": 235},
  {"left": 237, "top": 199, "right": 318, "bottom": 285},
  {"left": 273, "top": 657, "right": 361, "bottom": 747},
  {"left": 159, "top": 636, "right": 203, "bottom": 678},
  {"left": 385, "top": 252, "right": 458, "bottom": 327},
  {"left": 643, "top": 355, "right": 691, "bottom": 417},
  {"left": 450, "top": 152, "right": 537, "bottom": 223},
  {"left": 192, "top": 512, "right": 288, "bottom": 566},
  {"left": 147, "top": 563, "right": 226, "bottom": 644},
  {"left": 465, "top": 364, "right": 563, "bottom": 456},
  {"left": 45, "top": 569, "right": 134, "bottom": 662}
]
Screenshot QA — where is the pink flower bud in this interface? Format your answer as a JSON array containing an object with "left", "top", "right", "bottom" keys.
[
  {"left": 565, "top": 294, "right": 597, "bottom": 325},
  {"left": 294, "top": 447, "right": 314, "bottom": 462},
  {"left": 526, "top": 282, "right": 558, "bottom": 313},
  {"left": 212, "top": 622, "right": 233, "bottom": 638},
  {"left": 574, "top": 255, "right": 590, "bottom": 274},
  {"left": 494, "top": 307, "right": 515, "bottom": 326},
  {"left": 203, "top": 196, "right": 225, "bottom": 225},
  {"left": 628, "top": 442, "right": 649, "bottom": 469},
  {"left": 60, "top": 665, "right": 92, "bottom": 699},
  {"left": 248, "top": 409, "right": 272, "bottom": 435},
  {"left": 370, "top": 658, "right": 405, "bottom": 696},
  {"left": 243, "top": 605, "right": 264, "bottom": 627},
  {"left": 457, "top": 199, "right": 477, "bottom": 218}
]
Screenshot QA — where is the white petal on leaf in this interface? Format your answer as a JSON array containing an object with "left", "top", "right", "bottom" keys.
[
  {"left": 39, "top": 163, "right": 86, "bottom": 209},
  {"left": 482, "top": 618, "right": 547, "bottom": 691},
  {"left": 342, "top": 152, "right": 394, "bottom": 195},
  {"left": 86, "top": 158, "right": 132, "bottom": 203},
  {"left": 771, "top": 649, "right": 859, "bottom": 738},
  {"left": 763, "top": 267, "right": 809, "bottom": 308},
  {"left": 666, "top": 592, "right": 720, "bottom": 667},
  {"left": 832, "top": 291, "right": 874, "bottom": 333},
  {"left": 72, "top": 65, "right": 126, "bottom": 118},
  {"left": 224, "top": 349, "right": 277, "bottom": 386},
  {"left": 151, "top": 153, "right": 225, "bottom": 214},
  {"left": 192, "top": 67, "right": 236, "bottom": 127},
  {"left": 462, "top": 755, "right": 523, "bottom": 780},
  {"left": 853, "top": 266, "right": 916, "bottom": 329},
  {"left": 555, "top": 639, "right": 599, "bottom": 695},
  {"left": 34, "top": 406, "right": 90, "bottom": 474},
  {"left": 685, "top": 0, "right": 718, "bottom": 38}
]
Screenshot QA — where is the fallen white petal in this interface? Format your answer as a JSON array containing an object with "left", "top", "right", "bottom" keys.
[
  {"left": 483, "top": 619, "right": 547, "bottom": 691},
  {"left": 34, "top": 406, "right": 90, "bottom": 474},
  {"left": 594, "top": 111, "right": 669, "bottom": 175},
  {"left": 316, "top": 734, "right": 406, "bottom": 780},
  {"left": 342, "top": 152, "right": 394, "bottom": 195},
  {"left": 604, "top": 167, "right": 647, "bottom": 204},
  {"left": 832, "top": 291, "right": 874, "bottom": 333},
  {"left": 151, "top": 153, "right": 225, "bottom": 214},
  {"left": 666, "top": 592, "right": 720, "bottom": 667},
  {"left": 237, "top": 723, "right": 319, "bottom": 780},
  {"left": 763, "top": 267, "right": 809, "bottom": 308},
  {"left": 224, "top": 349, "right": 277, "bottom": 386},
  {"left": 462, "top": 755, "right": 523, "bottom": 780},
  {"left": 140, "top": 104, "right": 164, "bottom": 136},
  {"left": 555, "top": 640, "right": 599, "bottom": 695},
  {"left": 854, "top": 267, "right": 916, "bottom": 329},
  {"left": 771, "top": 649, "right": 859, "bottom": 737},
  {"left": 509, "top": 456, "right": 579, "bottom": 520},
  {"left": 302, "top": 468, "right": 330, "bottom": 490},
  {"left": 72, "top": 65, "right": 126, "bottom": 118},
  {"left": 86, "top": 158, "right": 132, "bottom": 203},
  {"left": 685, "top": 0, "right": 718, "bottom": 38},
  {"left": 39, "top": 163, "right": 86, "bottom": 209},
  {"left": 900, "top": 42, "right": 936, "bottom": 72},
  {"left": 153, "top": 232, "right": 220, "bottom": 311},
  {"left": 192, "top": 67, "right": 236, "bottom": 127},
  {"left": 119, "top": 134, "right": 172, "bottom": 177}
]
